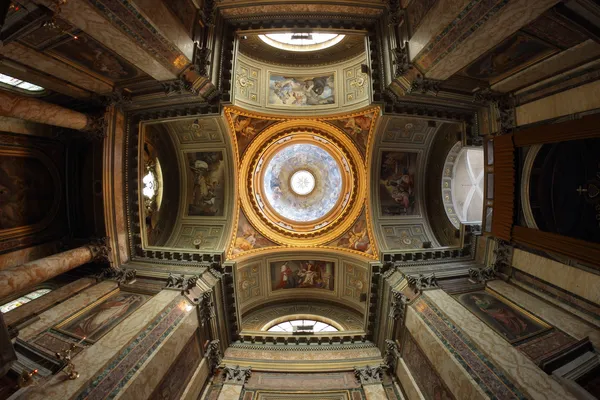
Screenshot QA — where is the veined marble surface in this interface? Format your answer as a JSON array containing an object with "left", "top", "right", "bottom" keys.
[
  {"left": 395, "top": 359, "right": 425, "bottom": 400},
  {"left": 511, "top": 249, "right": 600, "bottom": 305},
  {"left": 19, "top": 280, "right": 118, "bottom": 341},
  {"left": 516, "top": 79, "right": 600, "bottom": 125},
  {"left": 181, "top": 359, "right": 210, "bottom": 400},
  {"left": 363, "top": 384, "right": 388, "bottom": 400},
  {"left": 425, "top": 290, "right": 577, "bottom": 400},
  {"left": 22, "top": 290, "right": 180, "bottom": 400},
  {"left": 405, "top": 306, "right": 487, "bottom": 400},
  {"left": 488, "top": 280, "right": 600, "bottom": 350}
]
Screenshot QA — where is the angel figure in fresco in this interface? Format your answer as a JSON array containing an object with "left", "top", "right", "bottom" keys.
[
  {"left": 336, "top": 219, "right": 371, "bottom": 254},
  {"left": 343, "top": 115, "right": 372, "bottom": 136},
  {"left": 468, "top": 294, "right": 528, "bottom": 336},
  {"left": 232, "top": 114, "right": 258, "bottom": 140},
  {"left": 190, "top": 160, "right": 217, "bottom": 211}
]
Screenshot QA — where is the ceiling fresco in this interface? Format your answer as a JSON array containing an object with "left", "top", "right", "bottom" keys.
[{"left": 224, "top": 106, "right": 380, "bottom": 260}]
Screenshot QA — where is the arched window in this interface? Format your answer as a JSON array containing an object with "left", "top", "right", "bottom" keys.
[
  {"left": 258, "top": 33, "right": 345, "bottom": 52},
  {"left": 442, "top": 143, "right": 484, "bottom": 228},
  {"left": 0, "top": 73, "right": 44, "bottom": 93},
  {"left": 267, "top": 319, "right": 339, "bottom": 333},
  {"left": 0, "top": 288, "right": 52, "bottom": 313}
]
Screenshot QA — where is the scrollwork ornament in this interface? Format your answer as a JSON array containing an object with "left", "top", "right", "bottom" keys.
[
  {"left": 354, "top": 365, "right": 385, "bottom": 385},
  {"left": 406, "top": 273, "right": 438, "bottom": 292}
]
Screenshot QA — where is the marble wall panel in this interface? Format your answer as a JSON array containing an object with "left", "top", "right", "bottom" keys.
[
  {"left": 23, "top": 290, "right": 182, "bottom": 400},
  {"left": 217, "top": 384, "right": 242, "bottom": 400},
  {"left": 405, "top": 306, "right": 487, "bottom": 400},
  {"left": 511, "top": 249, "right": 600, "bottom": 305},
  {"left": 19, "top": 280, "right": 118, "bottom": 341},
  {"left": 493, "top": 40, "right": 600, "bottom": 93},
  {"left": 395, "top": 359, "right": 425, "bottom": 400},
  {"left": 424, "top": 290, "right": 577, "bottom": 400},
  {"left": 363, "top": 384, "right": 387, "bottom": 400},
  {"left": 488, "top": 280, "right": 600, "bottom": 350},
  {"left": 426, "top": 0, "right": 560, "bottom": 80},
  {"left": 0, "top": 42, "right": 113, "bottom": 93},
  {"left": 245, "top": 372, "right": 361, "bottom": 390},
  {"left": 402, "top": 332, "right": 455, "bottom": 400},
  {"left": 34, "top": 0, "right": 175, "bottom": 80},
  {"left": 516, "top": 79, "right": 600, "bottom": 125},
  {"left": 180, "top": 358, "right": 210, "bottom": 400}
]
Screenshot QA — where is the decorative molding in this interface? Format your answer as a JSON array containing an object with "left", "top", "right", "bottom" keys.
[
  {"left": 406, "top": 273, "right": 438, "bottom": 292},
  {"left": 206, "top": 339, "right": 222, "bottom": 373},
  {"left": 388, "top": 290, "right": 408, "bottom": 321},
  {"left": 95, "top": 266, "right": 137, "bottom": 284},
  {"left": 354, "top": 365, "right": 384, "bottom": 385},
  {"left": 473, "top": 88, "right": 516, "bottom": 135},
  {"left": 383, "top": 339, "right": 399, "bottom": 372},
  {"left": 468, "top": 265, "right": 497, "bottom": 283},
  {"left": 86, "top": 237, "right": 112, "bottom": 263},
  {"left": 197, "top": 290, "right": 215, "bottom": 326},
  {"left": 161, "top": 77, "right": 198, "bottom": 96},
  {"left": 408, "top": 74, "right": 441, "bottom": 96},
  {"left": 222, "top": 365, "right": 252, "bottom": 385},
  {"left": 392, "top": 42, "right": 412, "bottom": 79}
]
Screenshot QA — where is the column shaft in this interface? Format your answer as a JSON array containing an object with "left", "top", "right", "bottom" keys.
[
  {"left": 0, "top": 90, "right": 90, "bottom": 130},
  {"left": 0, "top": 246, "right": 94, "bottom": 300}
]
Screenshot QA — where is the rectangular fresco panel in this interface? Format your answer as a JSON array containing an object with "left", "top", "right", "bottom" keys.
[
  {"left": 379, "top": 152, "right": 418, "bottom": 216},
  {"left": 453, "top": 290, "right": 551, "bottom": 343},
  {"left": 186, "top": 151, "right": 225, "bottom": 216},
  {"left": 268, "top": 73, "right": 335, "bottom": 107},
  {"left": 270, "top": 260, "right": 335, "bottom": 291},
  {"left": 55, "top": 291, "right": 150, "bottom": 343}
]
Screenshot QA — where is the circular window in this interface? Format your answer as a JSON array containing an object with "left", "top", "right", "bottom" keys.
[
  {"left": 267, "top": 319, "right": 339, "bottom": 333},
  {"left": 258, "top": 33, "right": 345, "bottom": 52},
  {"left": 290, "top": 170, "right": 316, "bottom": 195}
]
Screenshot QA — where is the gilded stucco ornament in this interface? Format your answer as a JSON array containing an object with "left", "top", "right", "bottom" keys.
[{"left": 236, "top": 120, "right": 367, "bottom": 247}]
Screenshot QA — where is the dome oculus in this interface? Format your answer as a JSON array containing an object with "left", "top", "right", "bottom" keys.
[{"left": 290, "top": 170, "right": 316, "bottom": 196}]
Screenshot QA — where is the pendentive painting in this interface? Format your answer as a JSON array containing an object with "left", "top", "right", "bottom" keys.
[
  {"left": 55, "top": 291, "right": 150, "bottom": 343},
  {"left": 270, "top": 260, "right": 335, "bottom": 291},
  {"left": 379, "top": 152, "right": 418, "bottom": 216},
  {"left": 454, "top": 290, "right": 551, "bottom": 343},
  {"left": 186, "top": 151, "right": 225, "bottom": 216},
  {"left": 268, "top": 73, "right": 335, "bottom": 107}
]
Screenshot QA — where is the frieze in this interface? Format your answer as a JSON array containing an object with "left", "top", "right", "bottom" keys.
[{"left": 230, "top": 341, "right": 376, "bottom": 352}]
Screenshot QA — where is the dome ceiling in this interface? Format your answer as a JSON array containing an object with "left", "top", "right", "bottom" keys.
[{"left": 225, "top": 106, "right": 380, "bottom": 259}]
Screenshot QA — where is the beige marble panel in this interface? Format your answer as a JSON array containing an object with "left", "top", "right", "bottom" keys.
[
  {"left": 116, "top": 305, "right": 197, "bottom": 399},
  {"left": 492, "top": 40, "right": 600, "bottom": 93},
  {"left": 181, "top": 358, "right": 210, "bottom": 400},
  {"left": 23, "top": 290, "right": 180, "bottom": 400},
  {"left": 4, "top": 278, "right": 95, "bottom": 327},
  {"left": 427, "top": 0, "right": 560, "bottom": 80},
  {"left": 34, "top": 0, "right": 175, "bottom": 81},
  {"left": 425, "top": 290, "right": 577, "bottom": 400},
  {"left": 511, "top": 249, "right": 600, "bottom": 305},
  {"left": 128, "top": 0, "right": 194, "bottom": 60},
  {"left": 395, "top": 359, "right": 425, "bottom": 400},
  {"left": 217, "top": 383, "right": 243, "bottom": 400},
  {"left": 516, "top": 79, "right": 600, "bottom": 125},
  {"left": 363, "top": 384, "right": 388, "bottom": 400},
  {"left": 405, "top": 307, "right": 487, "bottom": 400},
  {"left": 19, "top": 280, "right": 117, "bottom": 340},
  {"left": 409, "top": 0, "right": 471, "bottom": 61},
  {"left": 511, "top": 279, "right": 600, "bottom": 329},
  {"left": 396, "top": 360, "right": 423, "bottom": 400},
  {"left": 487, "top": 280, "right": 600, "bottom": 350},
  {"left": 0, "top": 43, "right": 113, "bottom": 94}
]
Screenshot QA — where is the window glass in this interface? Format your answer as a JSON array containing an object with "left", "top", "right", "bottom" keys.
[
  {"left": 267, "top": 319, "right": 339, "bottom": 333},
  {"left": 1, "top": 288, "right": 52, "bottom": 313},
  {"left": 0, "top": 73, "right": 44, "bottom": 92}
]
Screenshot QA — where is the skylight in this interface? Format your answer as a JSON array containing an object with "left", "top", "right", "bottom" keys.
[
  {"left": 258, "top": 33, "right": 345, "bottom": 52},
  {"left": 0, "top": 73, "right": 44, "bottom": 92}
]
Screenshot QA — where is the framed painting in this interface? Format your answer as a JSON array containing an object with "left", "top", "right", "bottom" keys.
[
  {"left": 54, "top": 290, "right": 151, "bottom": 343},
  {"left": 186, "top": 151, "right": 225, "bottom": 217},
  {"left": 270, "top": 260, "right": 335, "bottom": 291},
  {"left": 379, "top": 151, "right": 418, "bottom": 216},
  {"left": 453, "top": 289, "right": 551, "bottom": 343},
  {"left": 267, "top": 73, "right": 336, "bottom": 107}
]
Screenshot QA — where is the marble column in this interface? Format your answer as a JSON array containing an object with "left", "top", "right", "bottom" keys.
[
  {"left": 0, "top": 90, "right": 93, "bottom": 130},
  {"left": 0, "top": 242, "right": 108, "bottom": 300},
  {"left": 217, "top": 365, "right": 251, "bottom": 400},
  {"left": 355, "top": 366, "right": 388, "bottom": 400}
]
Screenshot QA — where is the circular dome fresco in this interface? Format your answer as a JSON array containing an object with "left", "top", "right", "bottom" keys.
[
  {"left": 239, "top": 120, "right": 365, "bottom": 246},
  {"left": 263, "top": 143, "right": 342, "bottom": 222}
]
